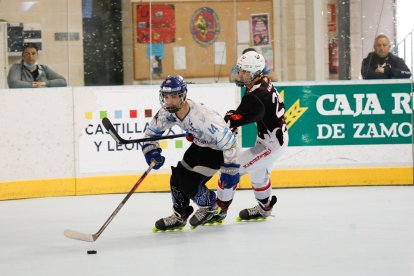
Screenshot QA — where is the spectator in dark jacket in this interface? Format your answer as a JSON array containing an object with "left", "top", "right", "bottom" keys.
[
  {"left": 7, "top": 43, "right": 67, "bottom": 88},
  {"left": 361, "top": 34, "right": 411, "bottom": 79}
]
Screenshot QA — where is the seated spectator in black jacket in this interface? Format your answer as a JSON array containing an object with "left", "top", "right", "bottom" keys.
[
  {"left": 7, "top": 43, "right": 67, "bottom": 88},
  {"left": 361, "top": 34, "right": 411, "bottom": 79}
]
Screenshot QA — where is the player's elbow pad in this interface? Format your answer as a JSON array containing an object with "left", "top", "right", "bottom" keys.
[{"left": 217, "top": 129, "right": 237, "bottom": 150}]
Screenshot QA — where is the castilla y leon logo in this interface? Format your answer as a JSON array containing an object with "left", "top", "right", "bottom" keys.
[
  {"left": 190, "top": 7, "right": 220, "bottom": 46},
  {"left": 83, "top": 109, "right": 185, "bottom": 152}
]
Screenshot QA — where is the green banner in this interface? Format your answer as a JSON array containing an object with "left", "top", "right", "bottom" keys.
[{"left": 242, "top": 82, "right": 413, "bottom": 147}]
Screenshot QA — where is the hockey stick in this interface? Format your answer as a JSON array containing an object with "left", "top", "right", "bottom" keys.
[
  {"left": 64, "top": 162, "right": 155, "bottom": 242},
  {"left": 102, "top": 117, "right": 186, "bottom": 144}
]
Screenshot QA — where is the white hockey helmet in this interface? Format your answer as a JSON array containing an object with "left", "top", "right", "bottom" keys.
[{"left": 232, "top": 51, "right": 265, "bottom": 87}]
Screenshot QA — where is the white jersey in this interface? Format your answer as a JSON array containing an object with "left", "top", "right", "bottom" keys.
[{"left": 144, "top": 99, "right": 237, "bottom": 152}]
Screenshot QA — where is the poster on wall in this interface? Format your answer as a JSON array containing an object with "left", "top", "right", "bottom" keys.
[
  {"left": 7, "top": 23, "right": 24, "bottom": 53},
  {"left": 251, "top": 13, "right": 270, "bottom": 46},
  {"left": 214, "top": 42, "right": 226, "bottom": 65},
  {"left": 173, "top": 46, "right": 186, "bottom": 70},
  {"left": 327, "top": 3, "right": 337, "bottom": 33},
  {"left": 146, "top": 43, "right": 164, "bottom": 77},
  {"left": 236, "top": 20, "right": 250, "bottom": 43},
  {"left": 260, "top": 45, "right": 274, "bottom": 72},
  {"left": 7, "top": 23, "right": 42, "bottom": 54},
  {"left": 237, "top": 44, "right": 249, "bottom": 58},
  {"left": 135, "top": 4, "right": 175, "bottom": 44},
  {"left": 190, "top": 7, "right": 220, "bottom": 46}
]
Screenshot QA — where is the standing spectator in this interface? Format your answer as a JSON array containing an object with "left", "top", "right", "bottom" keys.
[
  {"left": 361, "top": 34, "right": 411, "bottom": 79},
  {"left": 7, "top": 43, "right": 67, "bottom": 88}
]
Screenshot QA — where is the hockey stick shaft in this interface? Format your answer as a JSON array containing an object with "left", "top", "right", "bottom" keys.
[
  {"left": 102, "top": 117, "right": 186, "bottom": 144},
  {"left": 64, "top": 162, "right": 155, "bottom": 242}
]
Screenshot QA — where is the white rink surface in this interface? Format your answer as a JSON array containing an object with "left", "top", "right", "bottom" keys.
[{"left": 1, "top": 186, "right": 414, "bottom": 276}]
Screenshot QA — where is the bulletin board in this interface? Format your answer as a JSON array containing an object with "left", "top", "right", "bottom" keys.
[{"left": 132, "top": 0, "right": 274, "bottom": 81}]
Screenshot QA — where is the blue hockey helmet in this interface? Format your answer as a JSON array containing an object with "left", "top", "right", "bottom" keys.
[{"left": 159, "top": 75, "right": 187, "bottom": 113}]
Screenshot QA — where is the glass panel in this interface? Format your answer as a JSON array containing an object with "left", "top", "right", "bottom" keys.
[
  {"left": 0, "top": 0, "right": 73, "bottom": 86},
  {"left": 0, "top": 0, "right": 412, "bottom": 86}
]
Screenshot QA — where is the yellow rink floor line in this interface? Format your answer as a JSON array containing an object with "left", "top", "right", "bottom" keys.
[{"left": 1, "top": 167, "right": 412, "bottom": 200}]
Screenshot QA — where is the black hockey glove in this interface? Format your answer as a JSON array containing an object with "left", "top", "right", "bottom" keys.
[
  {"left": 224, "top": 110, "right": 243, "bottom": 123},
  {"left": 224, "top": 110, "right": 242, "bottom": 133}
]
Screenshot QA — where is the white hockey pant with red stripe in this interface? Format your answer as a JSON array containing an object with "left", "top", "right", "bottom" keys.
[{"left": 217, "top": 129, "right": 289, "bottom": 202}]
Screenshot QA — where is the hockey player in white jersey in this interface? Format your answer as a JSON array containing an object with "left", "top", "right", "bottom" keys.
[
  {"left": 213, "top": 51, "right": 289, "bottom": 222},
  {"left": 142, "top": 75, "right": 240, "bottom": 231}
]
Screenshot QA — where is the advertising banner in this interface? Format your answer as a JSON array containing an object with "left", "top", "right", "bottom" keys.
[
  {"left": 242, "top": 82, "right": 413, "bottom": 147},
  {"left": 1, "top": 82, "right": 412, "bottom": 200},
  {"left": 74, "top": 86, "right": 184, "bottom": 174},
  {"left": 74, "top": 85, "right": 238, "bottom": 175}
]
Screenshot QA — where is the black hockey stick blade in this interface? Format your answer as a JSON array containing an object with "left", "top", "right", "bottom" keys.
[
  {"left": 102, "top": 117, "right": 127, "bottom": 144},
  {"left": 102, "top": 117, "right": 186, "bottom": 144},
  {"left": 64, "top": 163, "right": 155, "bottom": 242}
]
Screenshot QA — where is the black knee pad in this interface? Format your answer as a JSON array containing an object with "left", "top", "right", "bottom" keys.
[
  {"left": 171, "top": 162, "right": 210, "bottom": 199},
  {"left": 170, "top": 164, "right": 189, "bottom": 207},
  {"left": 170, "top": 164, "right": 182, "bottom": 191}
]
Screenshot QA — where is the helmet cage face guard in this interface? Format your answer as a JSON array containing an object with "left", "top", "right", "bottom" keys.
[
  {"left": 231, "top": 52, "right": 265, "bottom": 87},
  {"left": 232, "top": 65, "right": 264, "bottom": 87},
  {"left": 159, "top": 90, "right": 187, "bottom": 113}
]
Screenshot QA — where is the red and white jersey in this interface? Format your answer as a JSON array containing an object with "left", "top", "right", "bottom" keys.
[
  {"left": 217, "top": 77, "right": 289, "bottom": 202},
  {"left": 229, "top": 76, "right": 286, "bottom": 140}
]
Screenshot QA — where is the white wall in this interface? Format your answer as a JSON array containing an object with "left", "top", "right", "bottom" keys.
[{"left": 396, "top": 0, "right": 414, "bottom": 42}]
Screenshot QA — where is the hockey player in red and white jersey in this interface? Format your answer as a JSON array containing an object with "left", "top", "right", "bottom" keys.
[
  {"left": 142, "top": 75, "right": 240, "bottom": 231},
  {"left": 213, "top": 51, "right": 289, "bottom": 222}
]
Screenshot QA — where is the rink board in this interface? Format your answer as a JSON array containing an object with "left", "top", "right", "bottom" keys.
[
  {"left": 0, "top": 167, "right": 412, "bottom": 200},
  {"left": 0, "top": 80, "right": 413, "bottom": 200}
]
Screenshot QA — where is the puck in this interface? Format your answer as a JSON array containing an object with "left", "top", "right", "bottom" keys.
[{"left": 87, "top": 250, "right": 97, "bottom": 254}]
